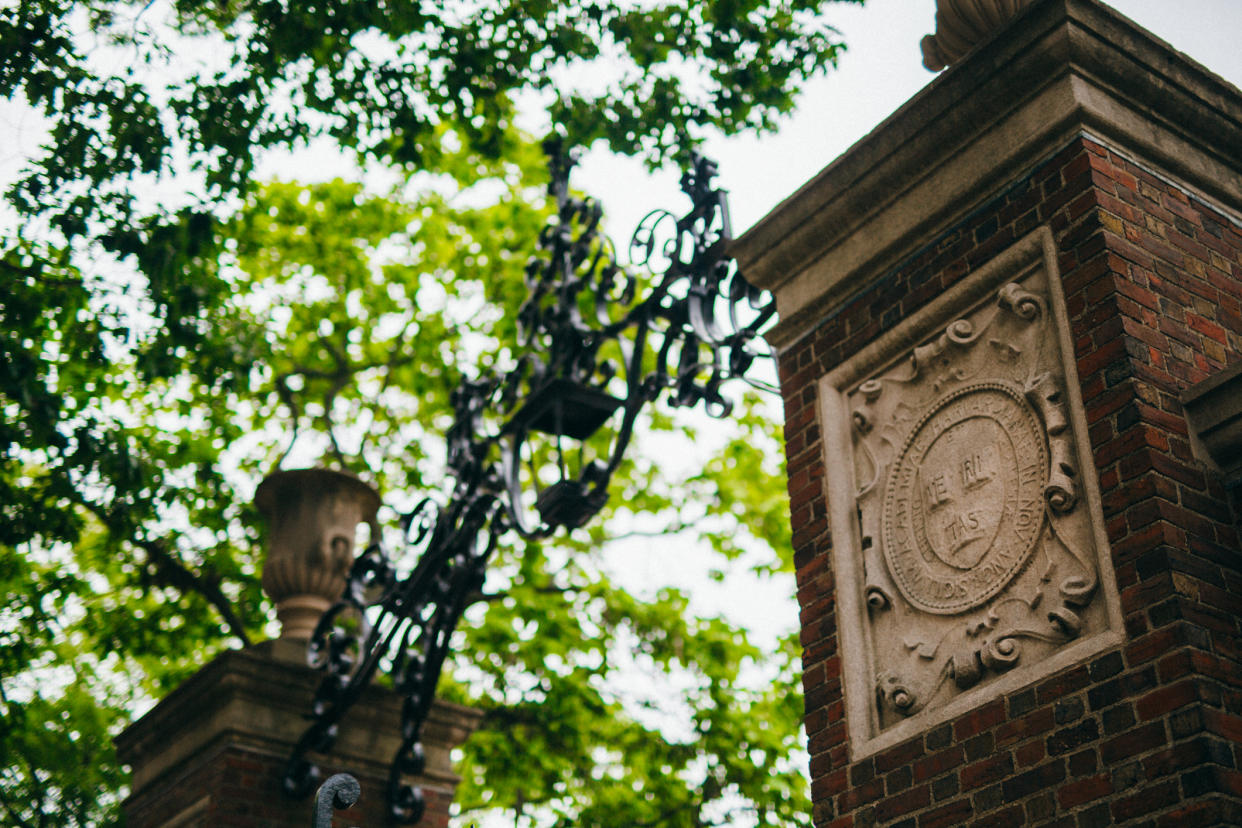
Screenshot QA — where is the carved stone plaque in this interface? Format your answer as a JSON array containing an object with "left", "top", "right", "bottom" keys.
[
  {"left": 883, "top": 382, "right": 1048, "bottom": 614},
  {"left": 819, "top": 230, "right": 1124, "bottom": 757}
]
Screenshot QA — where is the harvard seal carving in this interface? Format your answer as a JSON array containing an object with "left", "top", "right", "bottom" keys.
[{"left": 882, "top": 382, "right": 1047, "bottom": 614}]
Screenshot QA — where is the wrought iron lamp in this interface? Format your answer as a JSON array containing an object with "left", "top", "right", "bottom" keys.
[{"left": 283, "top": 139, "right": 776, "bottom": 822}]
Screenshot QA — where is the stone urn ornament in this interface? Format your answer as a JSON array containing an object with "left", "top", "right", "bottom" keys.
[
  {"left": 921, "top": 0, "right": 1038, "bottom": 71},
  {"left": 255, "top": 468, "right": 381, "bottom": 640}
]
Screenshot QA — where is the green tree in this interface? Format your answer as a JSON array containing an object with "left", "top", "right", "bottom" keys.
[
  {"left": 1, "top": 1, "right": 860, "bottom": 824},
  {"left": 3, "top": 0, "right": 856, "bottom": 332}
]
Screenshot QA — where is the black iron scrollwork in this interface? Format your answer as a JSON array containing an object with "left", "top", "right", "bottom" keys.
[
  {"left": 311, "top": 773, "right": 361, "bottom": 828},
  {"left": 284, "top": 139, "right": 776, "bottom": 822}
]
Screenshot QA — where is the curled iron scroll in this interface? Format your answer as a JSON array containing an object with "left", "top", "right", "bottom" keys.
[{"left": 311, "top": 773, "right": 361, "bottom": 828}]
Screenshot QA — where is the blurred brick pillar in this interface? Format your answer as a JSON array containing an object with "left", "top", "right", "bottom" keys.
[{"left": 115, "top": 639, "right": 480, "bottom": 827}]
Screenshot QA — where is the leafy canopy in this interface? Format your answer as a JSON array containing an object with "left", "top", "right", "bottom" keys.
[
  {"left": 0, "top": 0, "right": 862, "bottom": 825},
  {"left": 3, "top": 0, "right": 852, "bottom": 296}
]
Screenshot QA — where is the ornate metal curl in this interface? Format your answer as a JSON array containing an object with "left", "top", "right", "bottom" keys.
[
  {"left": 284, "top": 137, "right": 777, "bottom": 821},
  {"left": 311, "top": 773, "right": 361, "bottom": 828}
]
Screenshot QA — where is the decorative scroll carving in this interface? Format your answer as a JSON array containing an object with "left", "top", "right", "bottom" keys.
[{"left": 825, "top": 249, "right": 1121, "bottom": 747}]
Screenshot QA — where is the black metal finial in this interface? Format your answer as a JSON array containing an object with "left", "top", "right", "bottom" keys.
[{"left": 311, "top": 773, "right": 361, "bottom": 828}]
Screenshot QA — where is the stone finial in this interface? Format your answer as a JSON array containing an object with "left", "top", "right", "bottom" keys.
[
  {"left": 921, "top": 0, "right": 1038, "bottom": 71},
  {"left": 256, "top": 468, "right": 380, "bottom": 640}
]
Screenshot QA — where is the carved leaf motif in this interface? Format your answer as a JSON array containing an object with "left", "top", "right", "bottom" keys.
[
  {"left": 989, "top": 338, "right": 1021, "bottom": 362},
  {"left": 866, "top": 585, "right": 891, "bottom": 612},
  {"left": 949, "top": 648, "right": 982, "bottom": 689},
  {"left": 980, "top": 636, "right": 1021, "bottom": 671},
  {"left": 852, "top": 407, "right": 873, "bottom": 434},
  {"left": 903, "top": 637, "right": 938, "bottom": 660},
  {"left": 876, "top": 673, "right": 919, "bottom": 716},
  {"left": 1049, "top": 606, "right": 1083, "bottom": 638}
]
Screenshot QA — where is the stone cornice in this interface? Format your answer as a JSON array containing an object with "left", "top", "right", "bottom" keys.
[{"left": 732, "top": 0, "right": 1242, "bottom": 350}]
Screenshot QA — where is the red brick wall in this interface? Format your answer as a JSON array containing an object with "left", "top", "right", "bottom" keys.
[
  {"left": 119, "top": 744, "right": 452, "bottom": 828},
  {"left": 781, "top": 135, "right": 1242, "bottom": 827},
  {"left": 123, "top": 744, "right": 453, "bottom": 828},
  {"left": 118, "top": 647, "right": 476, "bottom": 828}
]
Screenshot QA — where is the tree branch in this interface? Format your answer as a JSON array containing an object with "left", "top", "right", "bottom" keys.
[
  {"left": 273, "top": 373, "right": 304, "bottom": 472},
  {"left": 601, "top": 522, "right": 695, "bottom": 543},
  {"left": 72, "top": 493, "right": 251, "bottom": 645},
  {"left": 133, "top": 537, "right": 252, "bottom": 646},
  {"left": 473, "top": 584, "right": 573, "bottom": 603},
  {"left": 356, "top": 319, "right": 416, "bottom": 461}
]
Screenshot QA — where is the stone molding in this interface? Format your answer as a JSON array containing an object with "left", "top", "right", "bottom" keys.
[
  {"left": 817, "top": 228, "right": 1124, "bottom": 759},
  {"left": 115, "top": 641, "right": 480, "bottom": 798},
  {"left": 1181, "top": 361, "right": 1242, "bottom": 485},
  {"left": 732, "top": 0, "right": 1242, "bottom": 350}
]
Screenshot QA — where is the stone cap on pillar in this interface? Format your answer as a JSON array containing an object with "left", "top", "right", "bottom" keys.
[
  {"left": 732, "top": 0, "right": 1242, "bottom": 350},
  {"left": 921, "top": 0, "right": 1039, "bottom": 72}
]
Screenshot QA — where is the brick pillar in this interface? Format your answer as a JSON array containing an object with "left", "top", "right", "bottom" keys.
[
  {"left": 735, "top": 1, "right": 1242, "bottom": 825},
  {"left": 115, "top": 638, "right": 480, "bottom": 827}
]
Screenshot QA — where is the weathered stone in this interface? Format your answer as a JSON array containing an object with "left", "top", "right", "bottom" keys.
[
  {"left": 818, "top": 229, "right": 1124, "bottom": 759},
  {"left": 921, "top": 0, "right": 1039, "bottom": 71},
  {"left": 1181, "top": 361, "right": 1242, "bottom": 485},
  {"left": 256, "top": 468, "right": 380, "bottom": 639}
]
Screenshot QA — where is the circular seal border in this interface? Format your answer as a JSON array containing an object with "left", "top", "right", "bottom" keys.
[{"left": 881, "top": 381, "right": 1048, "bottom": 615}]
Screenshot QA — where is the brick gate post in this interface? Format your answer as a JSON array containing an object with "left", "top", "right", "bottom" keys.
[
  {"left": 116, "top": 468, "right": 481, "bottom": 827},
  {"left": 115, "top": 641, "right": 479, "bottom": 827},
  {"left": 734, "top": 1, "right": 1242, "bottom": 825}
]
